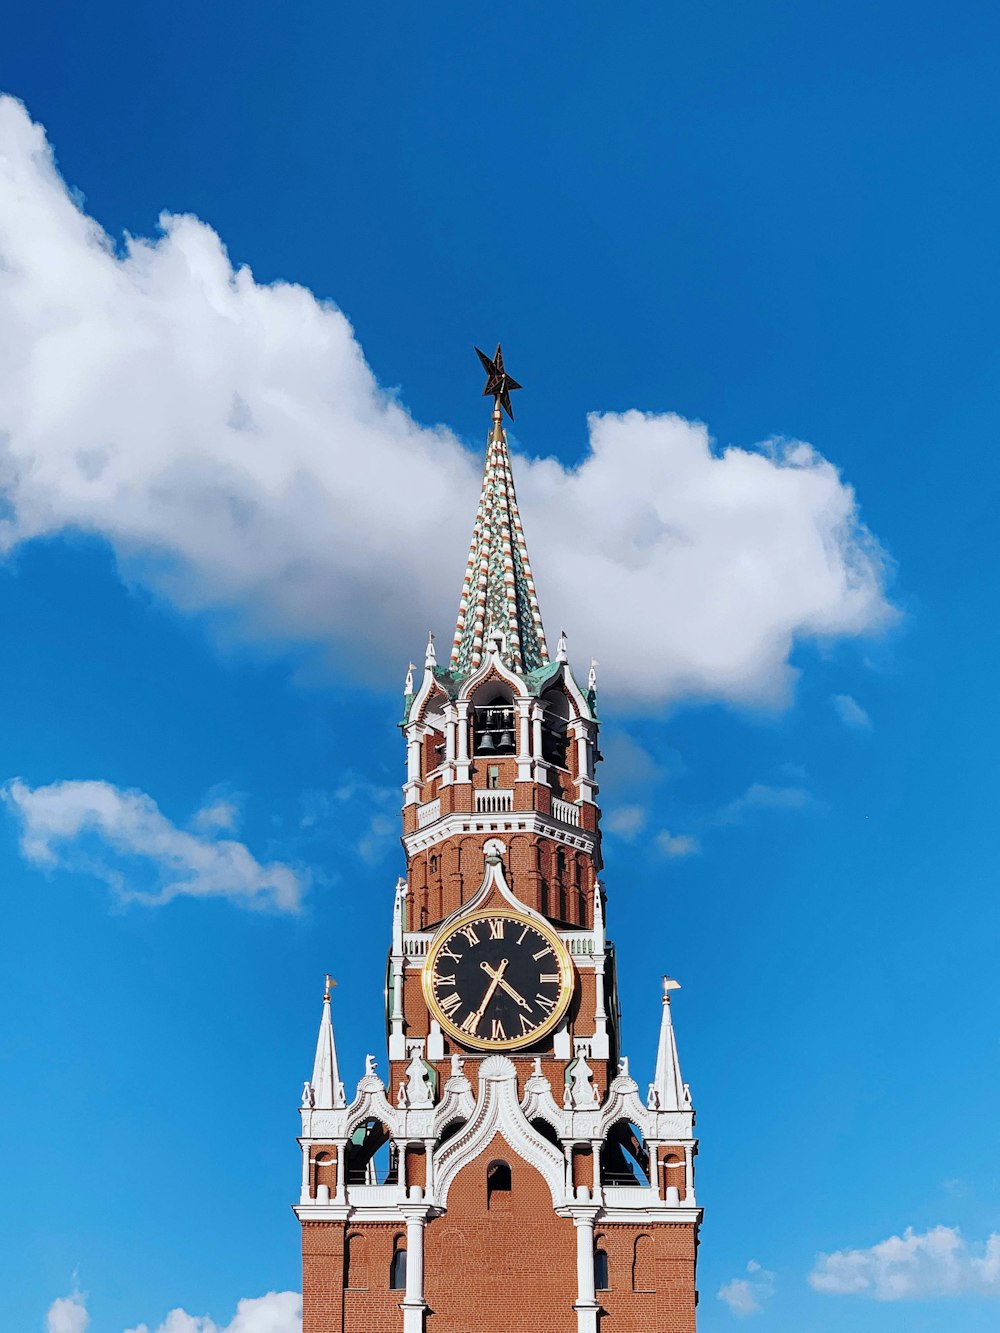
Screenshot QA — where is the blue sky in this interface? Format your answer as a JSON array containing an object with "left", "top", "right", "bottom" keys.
[{"left": 2, "top": 3, "right": 1000, "bottom": 1331}]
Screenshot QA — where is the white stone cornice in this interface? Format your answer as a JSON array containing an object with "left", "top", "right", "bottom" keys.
[{"left": 404, "top": 809, "right": 596, "bottom": 858}]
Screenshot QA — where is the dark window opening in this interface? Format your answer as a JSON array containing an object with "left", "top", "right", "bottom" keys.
[
  {"left": 531, "top": 1117, "right": 560, "bottom": 1147},
  {"left": 389, "top": 1241, "right": 407, "bottom": 1290},
  {"left": 487, "top": 1159, "right": 512, "bottom": 1208},
  {"left": 429, "top": 854, "right": 438, "bottom": 875},
  {"left": 595, "top": 1248, "right": 610, "bottom": 1291},
  {"left": 487, "top": 764, "right": 500, "bottom": 789},
  {"left": 600, "top": 1121, "right": 650, "bottom": 1187}
]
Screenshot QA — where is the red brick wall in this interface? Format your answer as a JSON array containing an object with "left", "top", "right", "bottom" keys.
[{"left": 423, "top": 1133, "right": 577, "bottom": 1332}]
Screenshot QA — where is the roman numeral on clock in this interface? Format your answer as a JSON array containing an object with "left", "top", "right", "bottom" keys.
[
  {"left": 519, "top": 1013, "right": 534, "bottom": 1036},
  {"left": 488, "top": 918, "right": 505, "bottom": 940},
  {"left": 535, "top": 993, "right": 556, "bottom": 1015},
  {"left": 490, "top": 1019, "right": 508, "bottom": 1041},
  {"left": 533, "top": 946, "right": 552, "bottom": 961},
  {"left": 458, "top": 924, "right": 481, "bottom": 946},
  {"left": 438, "top": 992, "right": 461, "bottom": 1017},
  {"left": 538, "top": 973, "right": 559, "bottom": 984},
  {"left": 439, "top": 946, "right": 462, "bottom": 964}
]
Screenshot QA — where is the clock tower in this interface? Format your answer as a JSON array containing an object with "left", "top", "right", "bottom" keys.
[{"left": 295, "top": 348, "right": 702, "bottom": 1332}]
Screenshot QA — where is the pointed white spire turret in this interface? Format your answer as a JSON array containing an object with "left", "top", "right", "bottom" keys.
[
  {"left": 425, "top": 632, "right": 437, "bottom": 668},
  {"left": 556, "top": 628, "right": 569, "bottom": 663},
  {"left": 647, "top": 977, "right": 691, "bottom": 1112},
  {"left": 307, "top": 975, "right": 346, "bottom": 1110},
  {"left": 588, "top": 659, "right": 599, "bottom": 692},
  {"left": 404, "top": 662, "right": 415, "bottom": 694}
]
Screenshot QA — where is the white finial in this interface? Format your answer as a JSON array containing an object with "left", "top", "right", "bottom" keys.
[
  {"left": 425, "top": 633, "right": 437, "bottom": 668},
  {"left": 556, "top": 628, "right": 568, "bottom": 663},
  {"left": 663, "top": 975, "right": 681, "bottom": 1001},
  {"left": 404, "top": 662, "right": 415, "bottom": 694},
  {"left": 647, "top": 976, "right": 688, "bottom": 1112},
  {"left": 588, "top": 659, "right": 599, "bottom": 691}
]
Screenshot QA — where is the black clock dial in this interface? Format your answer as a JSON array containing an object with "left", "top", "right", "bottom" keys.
[{"left": 423, "top": 909, "right": 574, "bottom": 1051}]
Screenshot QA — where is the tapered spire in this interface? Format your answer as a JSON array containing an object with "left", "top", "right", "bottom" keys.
[
  {"left": 450, "top": 346, "right": 549, "bottom": 676},
  {"left": 647, "top": 977, "right": 691, "bottom": 1112},
  {"left": 306, "top": 975, "right": 346, "bottom": 1110}
]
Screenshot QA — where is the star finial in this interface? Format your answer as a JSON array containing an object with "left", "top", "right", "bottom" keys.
[{"left": 475, "top": 343, "right": 522, "bottom": 420}]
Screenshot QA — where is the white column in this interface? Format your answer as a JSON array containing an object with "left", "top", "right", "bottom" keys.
[
  {"left": 591, "top": 956, "right": 609, "bottom": 1059},
  {"left": 516, "top": 699, "right": 532, "bottom": 782},
  {"left": 300, "top": 1141, "right": 311, "bottom": 1203},
  {"left": 572, "top": 1197, "right": 600, "bottom": 1333},
  {"left": 455, "top": 702, "right": 471, "bottom": 783},
  {"left": 424, "top": 1138, "right": 435, "bottom": 1200},
  {"left": 531, "top": 704, "right": 548, "bottom": 784},
  {"left": 684, "top": 1142, "right": 696, "bottom": 1204},
  {"left": 400, "top": 1193, "right": 427, "bottom": 1333},
  {"left": 334, "top": 1138, "right": 346, "bottom": 1203},
  {"left": 590, "top": 1138, "right": 604, "bottom": 1204},
  {"left": 405, "top": 734, "right": 422, "bottom": 805},
  {"left": 442, "top": 713, "right": 457, "bottom": 785}
]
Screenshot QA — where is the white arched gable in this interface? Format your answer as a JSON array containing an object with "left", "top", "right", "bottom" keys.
[
  {"left": 435, "top": 1056, "right": 567, "bottom": 1207},
  {"left": 456, "top": 648, "right": 527, "bottom": 704}
]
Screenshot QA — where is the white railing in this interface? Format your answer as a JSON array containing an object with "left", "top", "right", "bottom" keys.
[
  {"left": 345, "top": 1184, "right": 403, "bottom": 1207},
  {"left": 551, "top": 797, "right": 581, "bottom": 827},
  {"left": 403, "top": 933, "right": 431, "bottom": 958},
  {"left": 562, "top": 932, "right": 595, "bottom": 956},
  {"left": 475, "top": 789, "right": 513, "bottom": 813},
  {"left": 416, "top": 798, "right": 441, "bottom": 828},
  {"left": 602, "top": 1185, "right": 661, "bottom": 1208}
]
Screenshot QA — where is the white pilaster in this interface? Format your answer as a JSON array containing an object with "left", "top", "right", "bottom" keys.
[
  {"left": 572, "top": 1195, "right": 601, "bottom": 1333},
  {"left": 400, "top": 1191, "right": 428, "bottom": 1333}
]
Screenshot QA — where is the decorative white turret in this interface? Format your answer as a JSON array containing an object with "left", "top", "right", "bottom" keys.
[
  {"left": 647, "top": 977, "right": 691, "bottom": 1112},
  {"left": 304, "top": 976, "right": 346, "bottom": 1110}
]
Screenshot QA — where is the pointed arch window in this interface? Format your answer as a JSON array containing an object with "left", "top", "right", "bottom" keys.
[
  {"left": 487, "top": 1159, "right": 512, "bottom": 1209},
  {"left": 345, "top": 1232, "right": 368, "bottom": 1290},
  {"left": 632, "top": 1234, "right": 654, "bottom": 1292}
]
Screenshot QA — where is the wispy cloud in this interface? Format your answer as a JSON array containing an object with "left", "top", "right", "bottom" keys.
[
  {"left": 0, "top": 95, "right": 893, "bottom": 710},
  {"left": 656, "top": 830, "right": 700, "bottom": 858},
  {"left": 810, "top": 1225, "right": 1000, "bottom": 1300},
  {"left": 831, "top": 693, "right": 872, "bottom": 730},
  {"left": 717, "top": 1261, "right": 775, "bottom": 1316},
  {"left": 3, "top": 779, "right": 306, "bottom": 911},
  {"left": 718, "top": 782, "right": 816, "bottom": 825},
  {"left": 605, "top": 804, "right": 648, "bottom": 840}
]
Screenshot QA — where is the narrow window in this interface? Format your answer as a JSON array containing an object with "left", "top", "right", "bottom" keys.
[
  {"left": 632, "top": 1234, "right": 654, "bottom": 1292},
  {"left": 389, "top": 1238, "right": 407, "bottom": 1290},
  {"left": 345, "top": 1232, "right": 368, "bottom": 1289},
  {"left": 594, "top": 1247, "right": 610, "bottom": 1291},
  {"left": 487, "top": 764, "right": 500, "bottom": 789},
  {"left": 487, "top": 1159, "right": 512, "bottom": 1208},
  {"left": 429, "top": 853, "right": 439, "bottom": 875}
]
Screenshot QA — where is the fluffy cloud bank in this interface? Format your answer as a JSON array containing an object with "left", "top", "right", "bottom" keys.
[
  {"left": 3, "top": 778, "right": 304, "bottom": 910},
  {"left": 125, "top": 1291, "right": 301, "bottom": 1333},
  {"left": 46, "top": 1290, "right": 301, "bottom": 1333},
  {"left": 0, "top": 96, "right": 892, "bottom": 708},
  {"left": 810, "top": 1225, "right": 1000, "bottom": 1300}
]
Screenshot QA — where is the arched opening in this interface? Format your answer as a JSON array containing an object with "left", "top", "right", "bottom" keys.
[
  {"left": 594, "top": 1241, "right": 610, "bottom": 1291},
  {"left": 486, "top": 1159, "right": 512, "bottom": 1210},
  {"left": 600, "top": 1120, "right": 649, "bottom": 1187},
  {"left": 473, "top": 688, "right": 516, "bottom": 756},
  {"left": 346, "top": 1119, "right": 393, "bottom": 1184},
  {"left": 531, "top": 1117, "right": 560, "bottom": 1148},
  {"left": 540, "top": 689, "right": 570, "bottom": 768},
  {"left": 389, "top": 1235, "right": 407, "bottom": 1290},
  {"left": 344, "top": 1231, "right": 368, "bottom": 1289},
  {"left": 632, "top": 1234, "right": 654, "bottom": 1292},
  {"left": 438, "top": 1117, "right": 465, "bottom": 1148}
]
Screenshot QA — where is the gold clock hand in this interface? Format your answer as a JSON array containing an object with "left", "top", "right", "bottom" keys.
[
  {"left": 479, "top": 960, "right": 533, "bottom": 1012},
  {"left": 464, "top": 957, "right": 510, "bottom": 1034}
]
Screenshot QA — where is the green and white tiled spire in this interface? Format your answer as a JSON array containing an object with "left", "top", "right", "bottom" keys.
[{"left": 450, "top": 404, "right": 549, "bottom": 677}]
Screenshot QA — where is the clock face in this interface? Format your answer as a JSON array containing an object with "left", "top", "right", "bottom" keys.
[{"left": 423, "top": 908, "right": 574, "bottom": 1051}]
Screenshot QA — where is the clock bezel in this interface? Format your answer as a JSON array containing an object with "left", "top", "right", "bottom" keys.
[{"left": 421, "top": 907, "right": 575, "bottom": 1052}]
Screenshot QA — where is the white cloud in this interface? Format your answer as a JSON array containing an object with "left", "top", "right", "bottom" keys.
[
  {"left": 656, "top": 830, "right": 699, "bottom": 857},
  {"left": 3, "top": 778, "right": 305, "bottom": 910},
  {"left": 47, "top": 1291, "right": 89, "bottom": 1333},
  {"left": 124, "top": 1291, "right": 301, "bottom": 1333},
  {"left": 605, "top": 804, "right": 648, "bottom": 840},
  {"left": 717, "top": 1261, "right": 774, "bottom": 1316},
  {"left": 810, "top": 1225, "right": 1000, "bottom": 1300},
  {"left": 0, "top": 97, "right": 893, "bottom": 710},
  {"left": 718, "top": 782, "right": 815, "bottom": 824},
  {"left": 192, "top": 799, "right": 240, "bottom": 833},
  {"left": 831, "top": 693, "right": 872, "bottom": 730}
]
